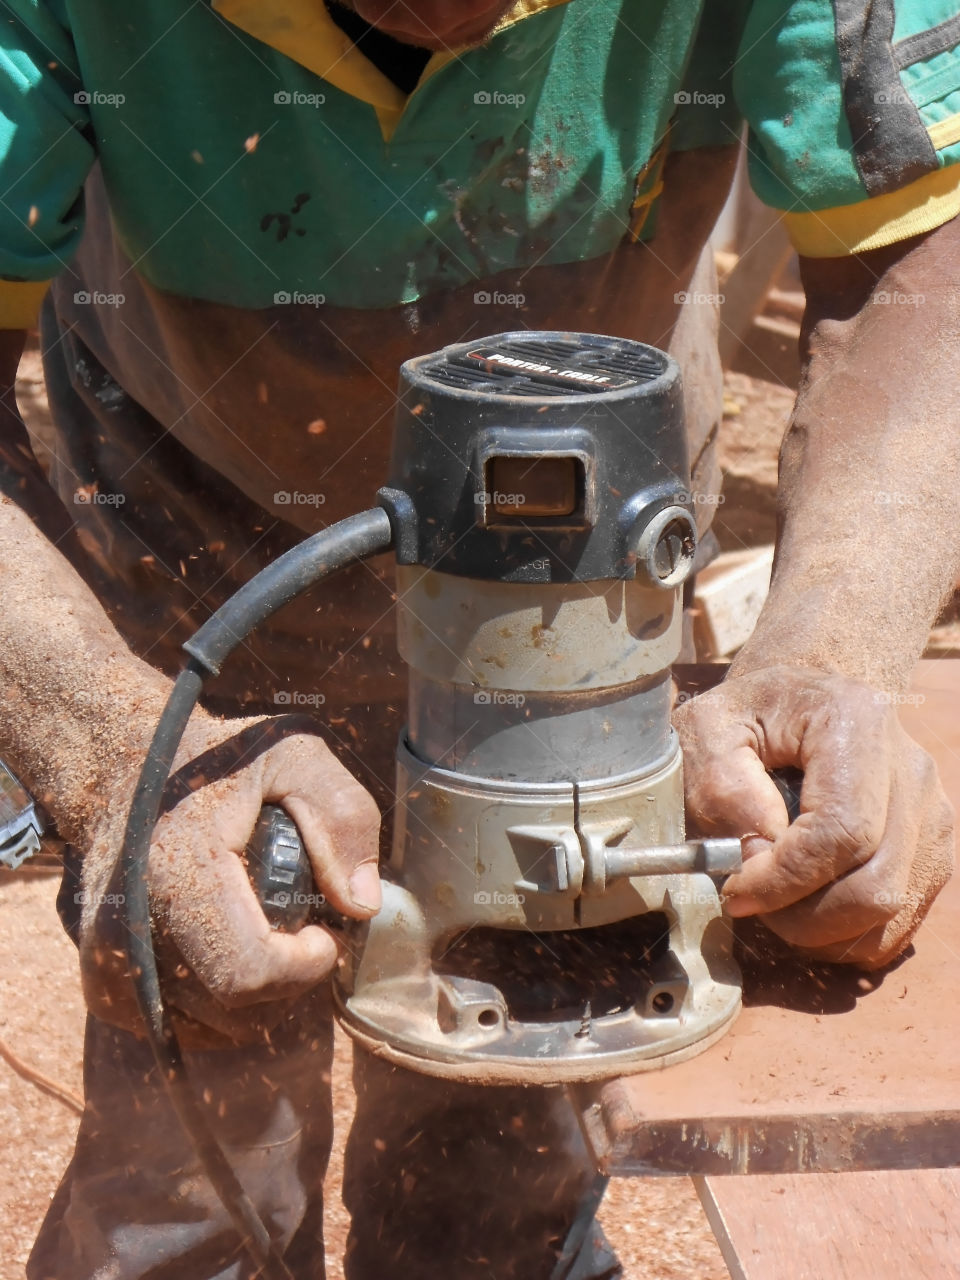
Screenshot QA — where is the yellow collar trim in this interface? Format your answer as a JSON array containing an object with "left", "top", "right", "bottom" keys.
[
  {"left": 214, "top": 0, "right": 408, "bottom": 113},
  {"left": 213, "top": 0, "right": 573, "bottom": 130},
  {"left": 489, "top": 0, "right": 575, "bottom": 39}
]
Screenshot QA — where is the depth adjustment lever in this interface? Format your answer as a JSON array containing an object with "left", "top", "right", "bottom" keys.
[{"left": 511, "top": 822, "right": 742, "bottom": 897}]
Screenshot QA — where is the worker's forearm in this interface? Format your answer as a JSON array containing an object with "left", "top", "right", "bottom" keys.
[
  {"left": 731, "top": 221, "right": 960, "bottom": 692},
  {"left": 1, "top": 338, "right": 176, "bottom": 845},
  {"left": 0, "top": 487, "right": 181, "bottom": 844},
  {"left": 0, "top": 494, "right": 178, "bottom": 845}
]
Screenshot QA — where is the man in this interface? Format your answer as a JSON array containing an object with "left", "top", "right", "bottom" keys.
[{"left": 1, "top": 0, "right": 957, "bottom": 1275}]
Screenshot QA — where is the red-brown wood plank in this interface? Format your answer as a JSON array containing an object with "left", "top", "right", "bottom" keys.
[{"left": 697, "top": 1169, "right": 960, "bottom": 1280}]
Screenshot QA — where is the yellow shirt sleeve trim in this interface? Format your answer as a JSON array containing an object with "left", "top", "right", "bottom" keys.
[
  {"left": 928, "top": 111, "right": 960, "bottom": 152},
  {"left": 782, "top": 162, "right": 960, "bottom": 258},
  {"left": 0, "top": 280, "right": 50, "bottom": 329}
]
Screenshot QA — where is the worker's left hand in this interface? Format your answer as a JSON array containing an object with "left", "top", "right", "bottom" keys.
[
  {"left": 674, "top": 665, "right": 955, "bottom": 968},
  {"left": 79, "top": 708, "right": 381, "bottom": 1046}
]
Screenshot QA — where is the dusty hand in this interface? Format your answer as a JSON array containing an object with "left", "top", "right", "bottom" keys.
[
  {"left": 674, "top": 666, "right": 954, "bottom": 968},
  {"left": 79, "top": 711, "right": 381, "bottom": 1042}
]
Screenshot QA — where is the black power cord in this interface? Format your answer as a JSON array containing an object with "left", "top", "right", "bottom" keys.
[{"left": 118, "top": 508, "right": 394, "bottom": 1279}]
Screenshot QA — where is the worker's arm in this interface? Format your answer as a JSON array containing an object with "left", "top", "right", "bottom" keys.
[
  {"left": 0, "top": 338, "right": 381, "bottom": 1039},
  {"left": 676, "top": 213, "right": 959, "bottom": 967}
]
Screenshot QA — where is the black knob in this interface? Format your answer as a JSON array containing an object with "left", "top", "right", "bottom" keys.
[
  {"left": 243, "top": 805, "right": 346, "bottom": 933},
  {"left": 770, "top": 767, "right": 803, "bottom": 825}
]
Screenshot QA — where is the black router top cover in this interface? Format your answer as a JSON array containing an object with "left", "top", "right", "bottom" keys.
[{"left": 380, "top": 331, "right": 694, "bottom": 584}]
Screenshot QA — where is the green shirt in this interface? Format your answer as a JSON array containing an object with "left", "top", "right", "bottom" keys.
[
  {"left": 3, "top": 0, "right": 960, "bottom": 322},
  {"left": 0, "top": 0, "right": 709, "bottom": 311}
]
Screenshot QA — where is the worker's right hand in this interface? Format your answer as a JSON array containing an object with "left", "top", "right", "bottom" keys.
[
  {"left": 675, "top": 665, "right": 954, "bottom": 969},
  {"left": 77, "top": 709, "right": 381, "bottom": 1046}
]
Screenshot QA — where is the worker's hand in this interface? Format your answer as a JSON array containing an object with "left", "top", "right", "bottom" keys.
[
  {"left": 674, "top": 666, "right": 954, "bottom": 968},
  {"left": 78, "top": 710, "right": 381, "bottom": 1044}
]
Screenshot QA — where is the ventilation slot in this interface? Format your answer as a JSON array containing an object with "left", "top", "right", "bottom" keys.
[{"left": 417, "top": 336, "right": 669, "bottom": 398}]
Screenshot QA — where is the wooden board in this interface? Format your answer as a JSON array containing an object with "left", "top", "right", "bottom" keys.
[
  {"left": 696, "top": 1170, "right": 960, "bottom": 1280},
  {"left": 576, "top": 660, "right": 960, "bottom": 1176},
  {"left": 692, "top": 546, "right": 774, "bottom": 658}
]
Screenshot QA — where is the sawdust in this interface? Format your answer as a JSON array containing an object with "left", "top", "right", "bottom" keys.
[{"left": 0, "top": 873, "right": 728, "bottom": 1280}]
